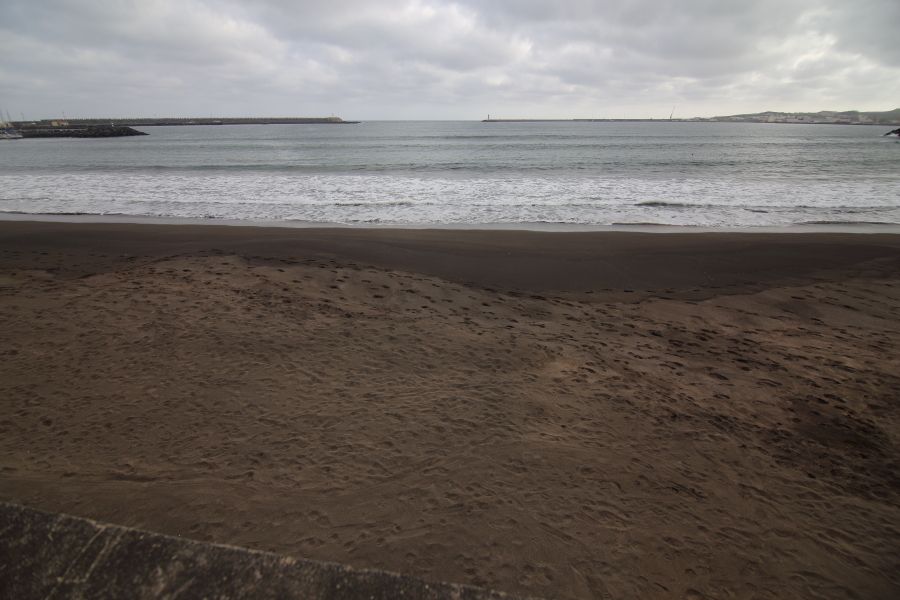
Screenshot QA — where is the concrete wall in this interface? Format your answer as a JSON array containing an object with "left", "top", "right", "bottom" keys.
[{"left": 0, "top": 502, "right": 532, "bottom": 599}]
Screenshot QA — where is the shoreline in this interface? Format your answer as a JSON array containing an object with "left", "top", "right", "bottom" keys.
[
  {"left": 3, "top": 219, "right": 900, "bottom": 298},
  {"left": 2, "top": 211, "right": 900, "bottom": 234}
]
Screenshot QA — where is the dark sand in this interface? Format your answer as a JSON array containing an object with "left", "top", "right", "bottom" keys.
[{"left": 1, "top": 221, "right": 899, "bottom": 599}]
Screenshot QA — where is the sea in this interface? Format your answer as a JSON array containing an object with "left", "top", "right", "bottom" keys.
[{"left": 1, "top": 121, "right": 898, "bottom": 229}]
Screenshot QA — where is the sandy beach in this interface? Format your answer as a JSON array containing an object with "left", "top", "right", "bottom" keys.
[{"left": 1, "top": 220, "right": 899, "bottom": 599}]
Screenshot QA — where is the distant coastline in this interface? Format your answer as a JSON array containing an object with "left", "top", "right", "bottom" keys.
[{"left": 484, "top": 108, "right": 900, "bottom": 126}]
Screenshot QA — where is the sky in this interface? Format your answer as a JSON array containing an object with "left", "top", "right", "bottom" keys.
[{"left": 2, "top": 0, "right": 899, "bottom": 120}]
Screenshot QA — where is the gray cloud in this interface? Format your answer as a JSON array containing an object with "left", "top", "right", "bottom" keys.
[{"left": 1, "top": 0, "right": 898, "bottom": 119}]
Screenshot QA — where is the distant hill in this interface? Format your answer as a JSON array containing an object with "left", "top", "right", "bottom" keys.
[{"left": 704, "top": 108, "right": 900, "bottom": 125}]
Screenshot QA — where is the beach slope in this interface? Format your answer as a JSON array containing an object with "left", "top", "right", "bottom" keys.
[{"left": 1, "top": 221, "right": 898, "bottom": 599}]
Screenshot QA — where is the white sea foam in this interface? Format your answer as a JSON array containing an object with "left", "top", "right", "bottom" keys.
[{"left": 2, "top": 171, "right": 897, "bottom": 226}]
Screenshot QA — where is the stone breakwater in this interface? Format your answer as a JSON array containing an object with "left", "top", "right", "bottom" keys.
[
  {"left": 20, "top": 125, "right": 148, "bottom": 138},
  {"left": 20, "top": 116, "right": 360, "bottom": 127}
]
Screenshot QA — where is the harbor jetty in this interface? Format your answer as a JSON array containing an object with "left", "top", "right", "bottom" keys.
[
  {"left": 19, "top": 124, "right": 148, "bottom": 138},
  {"left": 17, "top": 116, "right": 359, "bottom": 128},
  {"left": 482, "top": 118, "right": 670, "bottom": 123},
  {"left": 11, "top": 116, "right": 360, "bottom": 138}
]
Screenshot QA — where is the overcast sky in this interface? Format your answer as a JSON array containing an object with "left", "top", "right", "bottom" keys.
[{"left": 2, "top": 0, "right": 898, "bottom": 120}]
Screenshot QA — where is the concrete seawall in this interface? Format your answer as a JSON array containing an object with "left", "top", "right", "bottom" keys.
[{"left": 0, "top": 502, "right": 533, "bottom": 599}]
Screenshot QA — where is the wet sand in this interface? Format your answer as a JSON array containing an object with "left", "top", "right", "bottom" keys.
[{"left": 1, "top": 221, "right": 899, "bottom": 599}]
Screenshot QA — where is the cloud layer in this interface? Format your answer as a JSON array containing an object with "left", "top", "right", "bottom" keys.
[{"left": 2, "top": 0, "right": 898, "bottom": 119}]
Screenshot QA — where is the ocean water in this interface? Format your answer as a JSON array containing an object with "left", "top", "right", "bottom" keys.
[{"left": 1, "top": 121, "right": 898, "bottom": 228}]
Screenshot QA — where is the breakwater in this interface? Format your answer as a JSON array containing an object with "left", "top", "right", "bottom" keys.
[
  {"left": 18, "top": 116, "right": 359, "bottom": 128},
  {"left": 482, "top": 118, "right": 666, "bottom": 122},
  {"left": 19, "top": 124, "right": 148, "bottom": 138}
]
